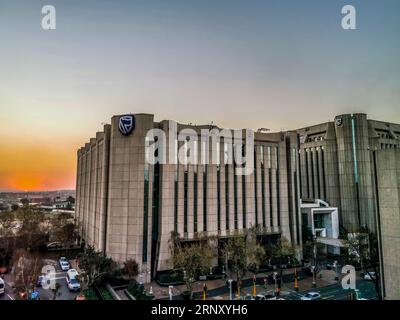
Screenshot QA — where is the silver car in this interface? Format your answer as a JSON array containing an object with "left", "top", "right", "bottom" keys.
[{"left": 301, "top": 292, "right": 321, "bottom": 300}]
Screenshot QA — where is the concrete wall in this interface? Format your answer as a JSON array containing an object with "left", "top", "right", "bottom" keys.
[{"left": 375, "top": 149, "right": 400, "bottom": 300}]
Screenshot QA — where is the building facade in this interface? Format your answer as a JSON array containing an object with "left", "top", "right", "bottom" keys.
[
  {"left": 298, "top": 113, "right": 400, "bottom": 234},
  {"left": 75, "top": 114, "right": 302, "bottom": 279},
  {"left": 374, "top": 149, "right": 400, "bottom": 300},
  {"left": 75, "top": 112, "right": 400, "bottom": 294}
]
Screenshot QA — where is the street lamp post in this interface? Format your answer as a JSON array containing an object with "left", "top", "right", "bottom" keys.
[
  {"left": 169, "top": 285, "right": 174, "bottom": 301},
  {"left": 311, "top": 266, "right": 316, "bottom": 288},
  {"left": 228, "top": 279, "right": 233, "bottom": 300},
  {"left": 333, "top": 260, "right": 339, "bottom": 281},
  {"left": 273, "top": 272, "right": 278, "bottom": 296}
]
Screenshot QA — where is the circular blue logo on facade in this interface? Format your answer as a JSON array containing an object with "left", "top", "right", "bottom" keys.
[{"left": 119, "top": 115, "right": 135, "bottom": 136}]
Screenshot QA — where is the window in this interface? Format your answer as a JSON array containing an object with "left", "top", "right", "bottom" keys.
[{"left": 314, "top": 214, "right": 324, "bottom": 229}]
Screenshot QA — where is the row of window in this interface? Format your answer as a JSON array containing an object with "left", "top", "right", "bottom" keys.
[
  {"left": 301, "top": 147, "right": 327, "bottom": 201},
  {"left": 171, "top": 145, "right": 282, "bottom": 235}
]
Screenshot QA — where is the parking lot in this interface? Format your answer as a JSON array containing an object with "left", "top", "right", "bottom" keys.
[{"left": 35, "top": 258, "right": 81, "bottom": 300}]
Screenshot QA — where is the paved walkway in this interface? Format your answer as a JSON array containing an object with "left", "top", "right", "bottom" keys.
[{"left": 144, "top": 268, "right": 339, "bottom": 300}]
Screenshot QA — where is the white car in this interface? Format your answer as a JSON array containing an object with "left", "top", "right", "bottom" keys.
[
  {"left": 66, "top": 269, "right": 81, "bottom": 292},
  {"left": 59, "top": 257, "right": 70, "bottom": 271},
  {"left": 301, "top": 292, "right": 321, "bottom": 300},
  {"left": 0, "top": 277, "right": 5, "bottom": 295},
  {"left": 362, "top": 272, "right": 377, "bottom": 281}
]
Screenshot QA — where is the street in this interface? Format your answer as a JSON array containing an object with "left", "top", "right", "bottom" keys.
[
  {"left": 0, "top": 279, "right": 14, "bottom": 300},
  {"left": 0, "top": 258, "right": 80, "bottom": 301}
]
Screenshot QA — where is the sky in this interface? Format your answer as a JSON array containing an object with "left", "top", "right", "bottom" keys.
[{"left": 0, "top": 0, "right": 399, "bottom": 191}]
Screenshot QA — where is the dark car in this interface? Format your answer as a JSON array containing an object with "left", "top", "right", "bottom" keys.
[{"left": 36, "top": 276, "right": 44, "bottom": 287}]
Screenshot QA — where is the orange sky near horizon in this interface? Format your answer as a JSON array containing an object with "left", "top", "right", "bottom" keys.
[
  {"left": 1, "top": 1, "right": 399, "bottom": 192},
  {"left": 0, "top": 139, "right": 77, "bottom": 192}
]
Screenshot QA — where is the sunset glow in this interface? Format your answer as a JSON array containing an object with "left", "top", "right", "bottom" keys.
[{"left": 1, "top": 0, "right": 399, "bottom": 191}]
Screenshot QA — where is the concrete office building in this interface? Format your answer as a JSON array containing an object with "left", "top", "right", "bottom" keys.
[
  {"left": 75, "top": 114, "right": 302, "bottom": 280},
  {"left": 374, "top": 149, "right": 400, "bottom": 300},
  {"left": 75, "top": 112, "right": 400, "bottom": 290},
  {"left": 298, "top": 113, "right": 400, "bottom": 234}
]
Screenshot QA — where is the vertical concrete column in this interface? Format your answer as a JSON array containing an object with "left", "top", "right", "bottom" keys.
[
  {"left": 235, "top": 162, "right": 243, "bottom": 231},
  {"left": 80, "top": 149, "right": 87, "bottom": 239},
  {"left": 255, "top": 145, "right": 263, "bottom": 227},
  {"left": 219, "top": 142, "right": 226, "bottom": 236},
  {"left": 299, "top": 148, "right": 307, "bottom": 199},
  {"left": 376, "top": 149, "right": 400, "bottom": 300},
  {"left": 324, "top": 123, "right": 341, "bottom": 209},
  {"left": 245, "top": 143, "right": 256, "bottom": 228},
  {"left": 187, "top": 165, "right": 194, "bottom": 238},
  {"left": 99, "top": 125, "right": 111, "bottom": 252},
  {"left": 84, "top": 143, "right": 91, "bottom": 242},
  {"left": 75, "top": 150, "right": 81, "bottom": 223},
  {"left": 306, "top": 149, "right": 313, "bottom": 199},
  {"left": 75, "top": 150, "right": 81, "bottom": 226},
  {"left": 177, "top": 145, "right": 185, "bottom": 237},
  {"left": 207, "top": 161, "right": 218, "bottom": 236},
  {"left": 335, "top": 114, "right": 359, "bottom": 232},
  {"left": 278, "top": 140, "right": 291, "bottom": 242},
  {"left": 228, "top": 163, "right": 235, "bottom": 234},
  {"left": 312, "top": 147, "right": 319, "bottom": 200},
  {"left": 271, "top": 146, "right": 278, "bottom": 232},
  {"left": 317, "top": 147, "right": 324, "bottom": 200},
  {"left": 265, "top": 146, "right": 271, "bottom": 231},
  {"left": 197, "top": 164, "right": 204, "bottom": 233},
  {"left": 89, "top": 138, "right": 98, "bottom": 247}
]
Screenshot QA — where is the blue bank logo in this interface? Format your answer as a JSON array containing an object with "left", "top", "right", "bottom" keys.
[{"left": 119, "top": 115, "right": 135, "bottom": 136}]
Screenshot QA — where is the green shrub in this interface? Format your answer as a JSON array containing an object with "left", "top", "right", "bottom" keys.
[
  {"left": 83, "top": 288, "right": 98, "bottom": 300},
  {"left": 127, "top": 281, "right": 151, "bottom": 300},
  {"left": 99, "top": 287, "right": 114, "bottom": 300}
]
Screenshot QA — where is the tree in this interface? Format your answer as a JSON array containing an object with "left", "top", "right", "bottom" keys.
[
  {"left": 66, "top": 196, "right": 75, "bottom": 204},
  {"left": 11, "top": 204, "right": 19, "bottom": 211},
  {"left": 52, "top": 212, "right": 78, "bottom": 251},
  {"left": 122, "top": 259, "right": 139, "bottom": 280},
  {"left": 271, "top": 237, "right": 295, "bottom": 287},
  {"left": 0, "top": 211, "right": 16, "bottom": 268},
  {"left": 346, "top": 227, "right": 381, "bottom": 299},
  {"left": 15, "top": 206, "right": 49, "bottom": 250},
  {"left": 222, "top": 230, "right": 265, "bottom": 284},
  {"left": 77, "top": 246, "right": 116, "bottom": 290},
  {"left": 169, "top": 232, "right": 215, "bottom": 299},
  {"left": 12, "top": 249, "right": 43, "bottom": 299}
]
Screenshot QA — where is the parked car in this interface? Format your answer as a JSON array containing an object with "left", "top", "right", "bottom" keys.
[
  {"left": 59, "top": 257, "right": 70, "bottom": 271},
  {"left": 301, "top": 292, "right": 321, "bottom": 300},
  {"left": 255, "top": 292, "right": 275, "bottom": 300},
  {"left": 66, "top": 269, "right": 81, "bottom": 292},
  {"left": 0, "top": 277, "right": 5, "bottom": 295},
  {"left": 36, "top": 276, "right": 45, "bottom": 287},
  {"left": 362, "top": 272, "right": 377, "bottom": 281}
]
